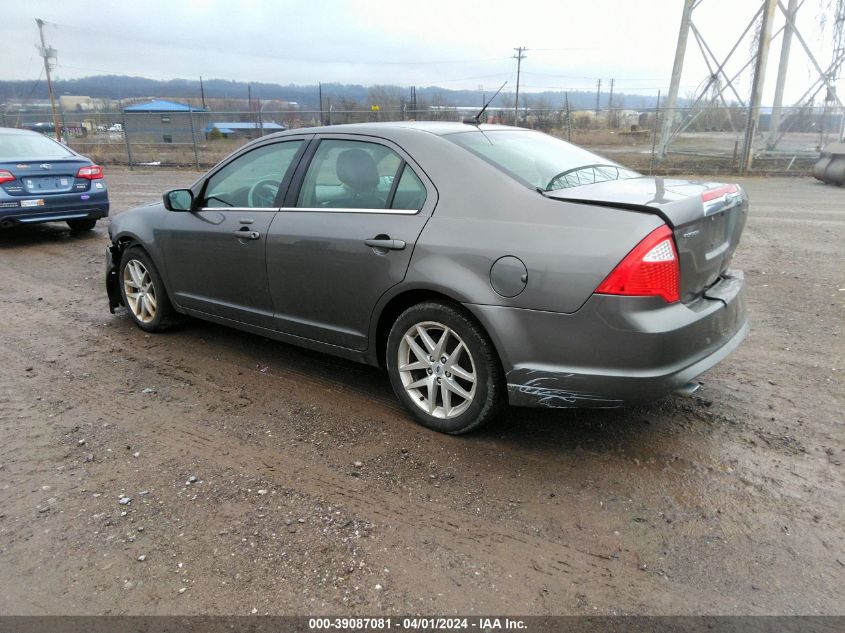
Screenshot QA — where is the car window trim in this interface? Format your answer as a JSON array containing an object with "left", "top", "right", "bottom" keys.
[
  {"left": 278, "top": 206, "right": 420, "bottom": 215},
  {"left": 385, "top": 160, "right": 405, "bottom": 209},
  {"left": 198, "top": 206, "right": 280, "bottom": 212},
  {"left": 282, "top": 138, "right": 321, "bottom": 208},
  {"left": 197, "top": 136, "right": 311, "bottom": 211},
  {"left": 282, "top": 135, "right": 429, "bottom": 216}
]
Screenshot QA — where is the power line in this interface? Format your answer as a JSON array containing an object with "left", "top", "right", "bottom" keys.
[
  {"left": 20, "top": 67, "right": 45, "bottom": 105},
  {"left": 47, "top": 22, "right": 513, "bottom": 68}
]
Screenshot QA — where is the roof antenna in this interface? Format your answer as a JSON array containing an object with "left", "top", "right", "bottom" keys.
[{"left": 464, "top": 81, "right": 508, "bottom": 125}]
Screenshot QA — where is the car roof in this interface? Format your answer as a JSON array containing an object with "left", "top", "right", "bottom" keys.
[{"left": 262, "top": 121, "right": 530, "bottom": 141}]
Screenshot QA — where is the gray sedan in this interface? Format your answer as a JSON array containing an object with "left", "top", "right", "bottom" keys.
[{"left": 106, "top": 122, "right": 748, "bottom": 434}]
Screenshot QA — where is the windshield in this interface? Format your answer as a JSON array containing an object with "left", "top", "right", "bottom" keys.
[
  {"left": 0, "top": 133, "right": 76, "bottom": 160},
  {"left": 446, "top": 129, "right": 639, "bottom": 192}
]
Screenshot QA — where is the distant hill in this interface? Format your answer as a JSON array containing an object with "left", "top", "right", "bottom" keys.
[{"left": 0, "top": 75, "right": 670, "bottom": 111}]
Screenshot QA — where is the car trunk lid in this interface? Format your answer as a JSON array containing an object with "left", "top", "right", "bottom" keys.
[
  {"left": 1, "top": 159, "right": 91, "bottom": 195},
  {"left": 546, "top": 177, "right": 748, "bottom": 303}
]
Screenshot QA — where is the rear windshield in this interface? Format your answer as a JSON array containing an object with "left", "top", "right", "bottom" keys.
[
  {"left": 446, "top": 129, "right": 639, "bottom": 192},
  {"left": 0, "top": 133, "right": 75, "bottom": 160}
]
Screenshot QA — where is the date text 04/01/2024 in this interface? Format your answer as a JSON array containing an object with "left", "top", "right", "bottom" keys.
[{"left": 307, "top": 617, "right": 527, "bottom": 630}]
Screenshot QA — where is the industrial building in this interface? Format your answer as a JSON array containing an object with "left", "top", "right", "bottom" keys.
[{"left": 122, "top": 99, "right": 209, "bottom": 144}]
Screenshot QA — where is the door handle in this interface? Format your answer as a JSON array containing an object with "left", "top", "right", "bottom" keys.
[
  {"left": 365, "top": 238, "right": 406, "bottom": 251},
  {"left": 233, "top": 229, "right": 260, "bottom": 240}
]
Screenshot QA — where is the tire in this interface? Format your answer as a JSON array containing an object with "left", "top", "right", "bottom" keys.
[
  {"left": 118, "top": 247, "right": 178, "bottom": 332},
  {"left": 67, "top": 218, "right": 97, "bottom": 231},
  {"left": 386, "top": 301, "right": 505, "bottom": 434}
]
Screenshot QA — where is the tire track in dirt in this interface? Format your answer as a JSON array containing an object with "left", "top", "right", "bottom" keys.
[{"left": 0, "top": 281, "right": 735, "bottom": 614}]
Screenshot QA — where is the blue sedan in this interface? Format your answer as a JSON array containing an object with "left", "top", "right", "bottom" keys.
[{"left": 0, "top": 127, "right": 109, "bottom": 231}]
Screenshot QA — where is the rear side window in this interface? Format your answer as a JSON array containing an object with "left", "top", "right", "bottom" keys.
[
  {"left": 391, "top": 164, "right": 427, "bottom": 210},
  {"left": 297, "top": 139, "right": 405, "bottom": 210}
]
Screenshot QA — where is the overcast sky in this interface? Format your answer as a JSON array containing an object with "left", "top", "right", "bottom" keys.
[{"left": 4, "top": 0, "right": 843, "bottom": 104}]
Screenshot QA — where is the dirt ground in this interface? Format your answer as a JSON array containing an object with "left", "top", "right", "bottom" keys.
[{"left": 0, "top": 169, "right": 842, "bottom": 616}]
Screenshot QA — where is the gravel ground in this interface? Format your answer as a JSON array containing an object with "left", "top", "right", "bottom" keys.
[{"left": 0, "top": 168, "right": 842, "bottom": 615}]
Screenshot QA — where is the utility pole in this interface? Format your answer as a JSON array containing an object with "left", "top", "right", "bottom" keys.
[
  {"left": 608, "top": 78, "right": 615, "bottom": 127},
  {"left": 318, "top": 82, "right": 324, "bottom": 126},
  {"left": 513, "top": 46, "right": 527, "bottom": 126},
  {"left": 199, "top": 76, "right": 206, "bottom": 109},
  {"left": 565, "top": 92, "right": 572, "bottom": 142},
  {"left": 740, "top": 0, "right": 777, "bottom": 172},
  {"left": 658, "top": 0, "right": 695, "bottom": 160},
  {"left": 767, "top": 0, "right": 798, "bottom": 149},
  {"left": 35, "top": 18, "right": 62, "bottom": 142},
  {"left": 595, "top": 79, "right": 602, "bottom": 115},
  {"left": 248, "top": 84, "right": 255, "bottom": 127}
]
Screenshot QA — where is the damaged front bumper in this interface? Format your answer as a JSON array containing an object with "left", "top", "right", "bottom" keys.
[{"left": 105, "top": 244, "right": 123, "bottom": 313}]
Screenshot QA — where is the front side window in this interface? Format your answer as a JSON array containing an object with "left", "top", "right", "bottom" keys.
[
  {"left": 203, "top": 140, "right": 303, "bottom": 208},
  {"left": 446, "top": 129, "right": 639, "bottom": 192},
  {"left": 297, "top": 139, "right": 405, "bottom": 210}
]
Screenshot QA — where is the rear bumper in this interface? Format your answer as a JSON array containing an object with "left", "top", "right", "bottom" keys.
[
  {"left": 0, "top": 192, "right": 109, "bottom": 227},
  {"left": 466, "top": 270, "right": 749, "bottom": 408}
]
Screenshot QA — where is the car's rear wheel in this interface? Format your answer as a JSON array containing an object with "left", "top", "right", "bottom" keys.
[
  {"left": 386, "top": 301, "right": 504, "bottom": 434},
  {"left": 67, "top": 218, "right": 96, "bottom": 231},
  {"left": 119, "top": 247, "right": 177, "bottom": 332}
]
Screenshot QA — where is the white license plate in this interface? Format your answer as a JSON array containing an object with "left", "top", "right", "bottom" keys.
[{"left": 21, "top": 199, "right": 45, "bottom": 207}]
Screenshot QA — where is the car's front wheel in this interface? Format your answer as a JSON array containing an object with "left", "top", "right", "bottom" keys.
[
  {"left": 67, "top": 218, "right": 96, "bottom": 231},
  {"left": 386, "top": 301, "right": 505, "bottom": 434},
  {"left": 118, "top": 247, "right": 177, "bottom": 332}
]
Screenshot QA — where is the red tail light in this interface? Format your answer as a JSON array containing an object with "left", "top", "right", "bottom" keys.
[
  {"left": 595, "top": 225, "right": 680, "bottom": 303},
  {"left": 76, "top": 165, "right": 104, "bottom": 180},
  {"left": 0, "top": 169, "right": 15, "bottom": 184}
]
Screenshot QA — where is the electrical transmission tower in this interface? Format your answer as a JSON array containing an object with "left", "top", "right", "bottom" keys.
[
  {"left": 657, "top": 0, "right": 845, "bottom": 172},
  {"left": 35, "top": 18, "right": 62, "bottom": 143}
]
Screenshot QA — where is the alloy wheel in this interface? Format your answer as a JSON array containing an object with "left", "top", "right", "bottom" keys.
[
  {"left": 122, "top": 259, "right": 157, "bottom": 324},
  {"left": 397, "top": 321, "right": 477, "bottom": 419}
]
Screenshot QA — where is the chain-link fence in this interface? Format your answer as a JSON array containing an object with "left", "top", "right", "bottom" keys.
[{"left": 3, "top": 104, "right": 842, "bottom": 175}]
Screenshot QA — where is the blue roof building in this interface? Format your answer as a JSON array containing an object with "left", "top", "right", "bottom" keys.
[
  {"left": 206, "top": 121, "right": 286, "bottom": 139},
  {"left": 122, "top": 99, "right": 210, "bottom": 147},
  {"left": 123, "top": 99, "right": 209, "bottom": 113}
]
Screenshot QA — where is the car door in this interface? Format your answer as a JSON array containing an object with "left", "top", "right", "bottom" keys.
[
  {"left": 265, "top": 135, "right": 436, "bottom": 350},
  {"left": 159, "top": 137, "right": 309, "bottom": 328}
]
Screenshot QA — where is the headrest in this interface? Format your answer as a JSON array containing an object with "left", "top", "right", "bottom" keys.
[{"left": 336, "top": 148, "right": 379, "bottom": 192}]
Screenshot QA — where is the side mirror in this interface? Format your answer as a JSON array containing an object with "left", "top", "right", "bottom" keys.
[{"left": 163, "top": 188, "right": 194, "bottom": 211}]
